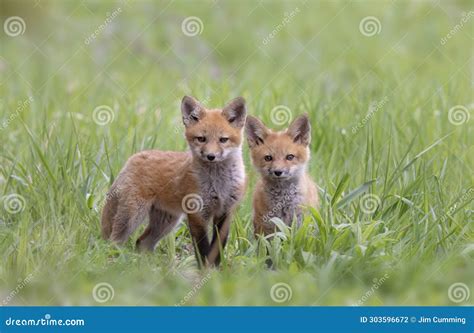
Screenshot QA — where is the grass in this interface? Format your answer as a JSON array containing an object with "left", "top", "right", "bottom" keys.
[{"left": 0, "top": 0, "right": 473, "bottom": 306}]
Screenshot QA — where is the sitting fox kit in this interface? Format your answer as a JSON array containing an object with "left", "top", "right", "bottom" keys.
[
  {"left": 245, "top": 114, "right": 319, "bottom": 236},
  {"left": 101, "top": 96, "right": 247, "bottom": 267}
]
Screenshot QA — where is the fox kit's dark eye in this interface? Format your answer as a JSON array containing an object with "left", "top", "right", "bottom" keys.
[
  {"left": 196, "top": 136, "right": 206, "bottom": 143},
  {"left": 264, "top": 155, "right": 273, "bottom": 162},
  {"left": 286, "top": 154, "right": 295, "bottom": 161},
  {"left": 219, "top": 137, "right": 229, "bottom": 143}
]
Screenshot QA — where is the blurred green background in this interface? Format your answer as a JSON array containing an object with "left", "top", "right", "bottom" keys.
[{"left": 0, "top": 0, "right": 472, "bottom": 305}]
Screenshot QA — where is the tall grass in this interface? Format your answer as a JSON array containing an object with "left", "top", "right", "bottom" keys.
[{"left": 0, "top": 0, "right": 472, "bottom": 305}]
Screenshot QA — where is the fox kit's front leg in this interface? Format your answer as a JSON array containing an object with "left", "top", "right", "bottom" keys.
[
  {"left": 187, "top": 213, "right": 211, "bottom": 268},
  {"left": 189, "top": 212, "right": 232, "bottom": 267},
  {"left": 208, "top": 213, "right": 231, "bottom": 266}
]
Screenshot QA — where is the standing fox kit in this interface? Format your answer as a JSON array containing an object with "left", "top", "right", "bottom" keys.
[
  {"left": 101, "top": 96, "right": 247, "bottom": 267},
  {"left": 245, "top": 114, "right": 318, "bottom": 236}
]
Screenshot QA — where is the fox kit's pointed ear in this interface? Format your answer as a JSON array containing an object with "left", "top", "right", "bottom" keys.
[
  {"left": 181, "top": 96, "right": 204, "bottom": 127},
  {"left": 287, "top": 114, "right": 311, "bottom": 146},
  {"left": 245, "top": 116, "right": 268, "bottom": 147},
  {"left": 222, "top": 97, "right": 247, "bottom": 128}
]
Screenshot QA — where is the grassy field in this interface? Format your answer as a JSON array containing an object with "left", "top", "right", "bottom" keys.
[{"left": 0, "top": 0, "right": 473, "bottom": 306}]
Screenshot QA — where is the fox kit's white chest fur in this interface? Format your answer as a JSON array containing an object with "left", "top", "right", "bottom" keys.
[
  {"left": 264, "top": 180, "right": 303, "bottom": 225},
  {"left": 195, "top": 152, "right": 245, "bottom": 219}
]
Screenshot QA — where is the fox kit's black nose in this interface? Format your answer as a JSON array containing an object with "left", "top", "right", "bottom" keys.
[
  {"left": 207, "top": 154, "right": 216, "bottom": 161},
  {"left": 274, "top": 171, "right": 283, "bottom": 177}
]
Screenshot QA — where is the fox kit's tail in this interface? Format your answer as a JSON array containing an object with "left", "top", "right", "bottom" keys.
[{"left": 101, "top": 190, "right": 118, "bottom": 239}]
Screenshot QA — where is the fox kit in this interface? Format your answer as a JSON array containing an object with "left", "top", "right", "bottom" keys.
[
  {"left": 245, "top": 114, "right": 318, "bottom": 236},
  {"left": 101, "top": 96, "right": 247, "bottom": 267}
]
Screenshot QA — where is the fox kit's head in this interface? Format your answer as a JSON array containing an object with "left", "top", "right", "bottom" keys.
[
  {"left": 181, "top": 96, "right": 247, "bottom": 163},
  {"left": 245, "top": 114, "right": 311, "bottom": 181}
]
